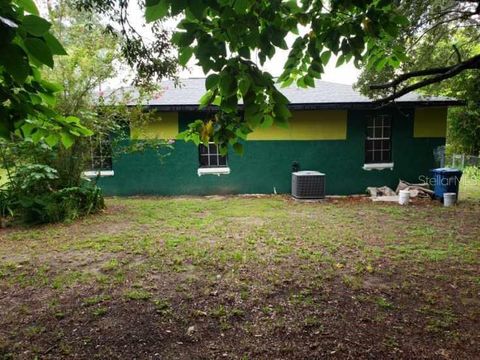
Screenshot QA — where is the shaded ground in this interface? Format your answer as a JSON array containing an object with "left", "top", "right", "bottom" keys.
[{"left": 1, "top": 194, "right": 479, "bottom": 359}]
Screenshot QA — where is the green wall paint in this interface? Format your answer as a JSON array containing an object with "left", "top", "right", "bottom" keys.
[{"left": 97, "top": 109, "right": 444, "bottom": 196}]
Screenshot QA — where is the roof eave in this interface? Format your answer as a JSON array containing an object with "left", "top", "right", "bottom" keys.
[{"left": 139, "top": 100, "right": 463, "bottom": 112}]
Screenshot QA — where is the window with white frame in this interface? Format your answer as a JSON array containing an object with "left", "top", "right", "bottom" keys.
[
  {"left": 199, "top": 143, "right": 227, "bottom": 168},
  {"left": 365, "top": 114, "right": 392, "bottom": 164},
  {"left": 87, "top": 136, "right": 113, "bottom": 172}
]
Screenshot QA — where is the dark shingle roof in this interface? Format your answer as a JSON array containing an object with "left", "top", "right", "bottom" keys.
[{"left": 105, "top": 77, "right": 458, "bottom": 109}]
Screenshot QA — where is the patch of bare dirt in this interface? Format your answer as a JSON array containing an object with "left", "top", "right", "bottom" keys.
[{"left": 2, "top": 269, "right": 479, "bottom": 359}]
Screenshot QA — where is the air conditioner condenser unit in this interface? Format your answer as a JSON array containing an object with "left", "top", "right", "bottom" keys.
[{"left": 291, "top": 171, "right": 325, "bottom": 199}]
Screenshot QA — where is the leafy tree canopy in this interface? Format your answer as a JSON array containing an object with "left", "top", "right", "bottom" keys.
[
  {"left": 150, "top": 0, "right": 414, "bottom": 154},
  {"left": 35, "top": 1, "right": 172, "bottom": 187},
  {"left": 43, "top": 1, "right": 121, "bottom": 117},
  {"left": 74, "top": 0, "right": 178, "bottom": 87},
  {"left": 0, "top": 0, "right": 93, "bottom": 146},
  {"left": 77, "top": 0, "right": 410, "bottom": 153},
  {"left": 356, "top": 0, "right": 480, "bottom": 101},
  {"left": 76, "top": 0, "right": 480, "bottom": 153},
  {"left": 356, "top": 0, "right": 480, "bottom": 154}
]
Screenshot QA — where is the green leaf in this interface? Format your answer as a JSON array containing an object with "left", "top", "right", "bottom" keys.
[
  {"left": 31, "top": 66, "right": 41, "bottom": 80},
  {"left": 22, "top": 15, "right": 51, "bottom": 36},
  {"left": 238, "top": 76, "right": 251, "bottom": 96},
  {"left": 176, "top": 130, "right": 187, "bottom": 140},
  {"left": 238, "top": 46, "right": 250, "bottom": 58},
  {"left": 31, "top": 129, "right": 45, "bottom": 143},
  {"left": 60, "top": 132, "right": 74, "bottom": 148},
  {"left": 187, "top": 0, "right": 206, "bottom": 20},
  {"left": 274, "top": 103, "right": 291, "bottom": 123},
  {"left": 39, "top": 92, "right": 56, "bottom": 106},
  {"left": 244, "top": 109, "right": 263, "bottom": 127},
  {"left": 145, "top": 0, "right": 169, "bottom": 23},
  {"left": 388, "top": 56, "right": 400, "bottom": 68},
  {"left": 45, "top": 134, "right": 58, "bottom": 147},
  {"left": 393, "top": 15, "right": 409, "bottom": 26},
  {"left": 75, "top": 126, "right": 93, "bottom": 136},
  {"left": 205, "top": 73, "right": 219, "bottom": 90},
  {"left": 20, "top": 122, "right": 35, "bottom": 137},
  {"left": 320, "top": 51, "right": 332, "bottom": 65},
  {"left": 43, "top": 32, "right": 67, "bottom": 55},
  {"left": 171, "top": 31, "right": 195, "bottom": 47},
  {"left": 178, "top": 46, "right": 193, "bottom": 66},
  {"left": 272, "top": 90, "right": 289, "bottom": 105},
  {"left": 303, "top": 75, "right": 315, "bottom": 87},
  {"left": 219, "top": 72, "right": 234, "bottom": 95},
  {"left": 296, "top": 77, "right": 305, "bottom": 88},
  {"left": 280, "top": 76, "right": 294, "bottom": 88},
  {"left": 64, "top": 116, "right": 80, "bottom": 124},
  {"left": 171, "top": 0, "right": 188, "bottom": 15},
  {"left": 219, "top": 144, "right": 228, "bottom": 156},
  {"left": 0, "top": 44, "right": 29, "bottom": 83},
  {"left": 233, "top": 142, "right": 244, "bottom": 155},
  {"left": 17, "top": 0, "right": 39, "bottom": 15},
  {"left": 235, "top": 125, "right": 251, "bottom": 140},
  {"left": 310, "top": 60, "right": 323, "bottom": 74},
  {"left": 375, "top": 57, "right": 388, "bottom": 71},
  {"left": 285, "top": 0, "right": 301, "bottom": 12},
  {"left": 233, "top": 0, "right": 252, "bottom": 14},
  {"left": 279, "top": 39, "right": 288, "bottom": 50},
  {"left": 40, "top": 79, "right": 62, "bottom": 92},
  {"left": 199, "top": 90, "right": 214, "bottom": 109},
  {"left": 335, "top": 55, "right": 345, "bottom": 67},
  {"left": 261, "top": 114, "right": 274, "bottom": 128},
  {"left": 25, "top": 37, "right": 54, "bottom": 68}
]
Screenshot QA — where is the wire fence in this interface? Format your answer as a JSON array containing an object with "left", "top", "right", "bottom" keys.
[
  {"left": 444, "top": 154, "right": 480, "bottom": 169},
  {"left": 433, "top": 146, "right": 480, "bottom": 169}
]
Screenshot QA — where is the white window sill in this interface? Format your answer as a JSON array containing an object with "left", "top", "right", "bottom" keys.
[
  {"left": 363, "top": 163, "right": 394, "bottom": 171},
  {"left": 197, "top": 167, "right": 230, "bottom": 176},
  {"left": 83, "top": 170, "right": 115, "bottom": 178}
]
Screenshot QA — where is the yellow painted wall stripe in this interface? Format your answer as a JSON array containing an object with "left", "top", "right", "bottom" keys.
[
  {"left": 414, "top": 107, "right": 447, "bottom": 138},
  {"left": 130, "top": 112, "right": 179, "bottom": 140},
  {"left": 248, "top": 110, "right": 347, "bottom": 140}
]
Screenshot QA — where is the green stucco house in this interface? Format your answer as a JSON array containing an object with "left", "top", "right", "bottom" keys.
[{"left": 92, "top": 78, "right": 457, "bottom": 196}]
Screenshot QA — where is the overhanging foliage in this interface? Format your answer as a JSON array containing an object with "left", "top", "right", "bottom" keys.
[{"left": 0, "top": 0, "right": 92, "bottom": 146}]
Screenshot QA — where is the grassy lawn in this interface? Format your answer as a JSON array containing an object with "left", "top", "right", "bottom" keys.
[
  {"left": 460, "top": 168, "right": 480, "bottom": 202},
  {"left": 1, "top": 193, "right": 479, "bottom": 359}
]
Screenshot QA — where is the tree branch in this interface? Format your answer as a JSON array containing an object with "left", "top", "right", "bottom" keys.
[
  {"left": 371, "top": 53, "right": 480, "bottom": 103},
  {"left": 370, "top": 66, "right": 454, "bottom": 90},
  {"left": 452, "top": 44, "right": 462, "bottom": 62}
]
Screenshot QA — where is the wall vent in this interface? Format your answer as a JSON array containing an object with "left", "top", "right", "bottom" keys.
[{"left": 291, "top": 171, "right": 325, "bottom": 199}]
